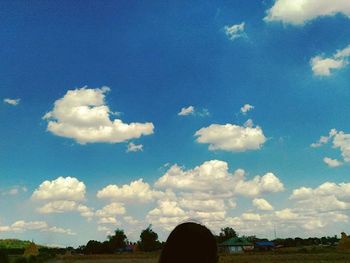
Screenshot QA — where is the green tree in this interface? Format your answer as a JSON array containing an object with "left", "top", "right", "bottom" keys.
[
  {"left": 108, "top": 229, "right": 128, "bottom": 251},
  {"left": 217, "top": 227, "right": 238, "bottom": 243},
  {"left": 139, "top": 225, "right": 161, "bottom": 251}
]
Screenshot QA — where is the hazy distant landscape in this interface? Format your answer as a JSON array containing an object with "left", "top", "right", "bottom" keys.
[{"left": 44, "top": 252, "right": 350, "bottom": 263}]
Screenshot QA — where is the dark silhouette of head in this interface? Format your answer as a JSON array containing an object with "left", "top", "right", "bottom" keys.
[{"left": 159, "top": 222, "right": 218, "bottom": 263}]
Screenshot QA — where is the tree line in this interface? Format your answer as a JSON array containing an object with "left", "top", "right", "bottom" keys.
[
  {"left": 76, "top": 225, "right": 163, "bottom": 254},
  {"left": 75, "top": 226, "right": 344, "bottom": 255}
]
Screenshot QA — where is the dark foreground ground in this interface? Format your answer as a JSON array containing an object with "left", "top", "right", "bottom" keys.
[{"left": 45, "top": 252, "right": 350, "bottom": 263}]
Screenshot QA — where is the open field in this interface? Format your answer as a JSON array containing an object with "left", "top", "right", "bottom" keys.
[{"left": 45, "top": 252, "right": 350, "bottom": 263}]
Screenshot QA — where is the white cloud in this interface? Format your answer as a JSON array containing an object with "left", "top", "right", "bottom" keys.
[
  {"left": 234, "top": 172, "right": 284, "bottom": 197},
  {"left": 95, "top": 202, "right": 126, "bottom": 218},
  {"left": 253, "top": 198, "right": 274, "bottom": 211},
  {"left": 0, "top": 220, "right": 75, "bottom": 235},
  {"left": 244, "top": 119, "right": 254, "bottom": 128},
  {"left": 179, "top": 199, "right": 226, "bottom": 212},
  {"left": 3, "top": 98, "right": 20, "bottom": 106},
  {"left": 323, "top": 157, "right": 342, "bottom": 167},
  {"left": 147, "top": 200, "right": 188, "bottom": 231},
  {"left": 310, "top": 45, "right": 350, "bottom": 76},
  {"left": 32, "top": 177, "right": 93, "bottom": 219},
  {"left": 123, "top": 216, "right": 139, "bottom": 225},
  {"left": 32, "top": 177, "right": 86, "bottom": 201},
  {"left": 178, "top": 106, "right": 195, "bottom": 116},
  {"left": 332, "top": 131, "right": 350, "bottom": 162},
  {"left": 290, "top": 182, "right": 350, "bottom": 212},
  {"left": 195, "top": 123, "right": 266, "bottom": 152},
  {"left": 96, "top": 203, "right": 125, "bottom": 225},
  {"left": 37, "top": 200, "right": 78, "bottom": 213},
  {"left": 240, "top": 104, "right": 254, "bottom": 114},
  {"left": 265, "top": 0, "right": 350, "bottom": 25},
  {"left": 126, "top": 142, "right": 143, "bottom": 152},
  {"left": 178, "top": 106, "right": 210, "bottom": 117},
  {"left": 310, "top": 56, "right": 348, "bottom": 76},
  {"left": 1, "top": 186, "right": 27, "bottom": 196},
  {"left": 148, "top": 200, "right": 186, "bottom": 217},
  {"left": 275, "top": 208, "right": 298, "bottom": 220},
  {"left": 97, "top": 179, "right": 162, "bottom": 203},
  {"left": 310, "top": 129, "right": 337, "bottom": 147},
  {"left": 155, "top": 160, "right": 284, "bottom": 197},
  {"left": 224, "top": 22, "right": 246, "bottom": 41},
  {"left": 44, "top": 226, "right": 76, "bottom": 235},
  {"left": 147, "top": 160, "right": 284, "bottom": 233},
  {"left": 241, "top": 213, "right": 261, "bottom": 221},
  {"left": 312, "top": 129, "right": 350, "bottom": 164},
  {"left": 43, "top": 87, "right": 154, "bottom": 144}
]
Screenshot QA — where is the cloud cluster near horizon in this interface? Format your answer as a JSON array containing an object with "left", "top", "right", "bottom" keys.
[{"left": 14, "top": 159, "right": 349, "bottom": 239}]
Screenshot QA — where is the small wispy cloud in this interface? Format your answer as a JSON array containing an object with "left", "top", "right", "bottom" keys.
[
  {"left": 126, "top": 142, "right": 143, "bottom": 153},
  {"left": 178, "top": 106, "right": 210, "bottom": 117},
  {"left": 178, "top": 106, "right": 195, "bottom": 116},
  {"left": 3, "top": 98, "right": 20, "bottom": 106},
  {"left": 240, "top": 103, "right": 254, "bottom": 114},
  {"left": 224, "top": 22, "right": 246, "bottom": 41},
  {"left": 323, "top": 157, "right": 342, "bottom": 168},
  {"left": 310, "top": 44, "right": 350, "bottom": 76}
]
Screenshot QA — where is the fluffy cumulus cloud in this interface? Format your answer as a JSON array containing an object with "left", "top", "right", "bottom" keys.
[
  {"left": 265, "top": 0, "right": 350, "bottom": 25},
  {"left": 32, "top": 177, "right": 93, "bottom": 219},
  {"left": 240, "top": 104, "right": 254, "bottom": 114},
  {"left": 312, "top": 129, "right": 350, "bottom": 166},
  {"left": 290, "top": 182, "right": 350, "bottom": 212},
  {"left": 43, "top": 87, "right": 154, "bottom": 144},
  {"left": 0, "top": 220, "right": 75, "bottom": 235},
  {"left": 3, "top": 98, "right": 20, "bottom": 106},
  {"left": 32, "top": 177, "right": 86, "bottom": 201},
  {"left": 126, "top": 142, "right": 143, "bottom": 152},
  {"left": 95, "top": 202, "right": 126, "bottom": 225},
  {"left": 155, "top": 160, "right": 284, "bottom": 197},
  {"left": 142, "top": 160, "right": 284, "bottom": 232},
  {"left": 226, "top": 181, "right": 350, "bottom": 233},
  {"left": 224, "top": 22, "right": 246, "bottom": 41},
  {"left": 97, "top": 179, "right": 162, "bottom": 203},
  {"left": 253, "top": 198, "right": 274, "bottom": 211},
  {"left": 195, "top": 123, "right": 266, "bottom": 152},
  {"left": 310, "top": 45, "right": 350, "bottom": 76},
  {"left": 265, "top": 181, "right": 350, "bottom": 231}
]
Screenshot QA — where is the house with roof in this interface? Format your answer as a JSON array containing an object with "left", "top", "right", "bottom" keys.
[
  {"left": 219, "top": 237, "right": 254, "bottom": 253},
  {"left": 255, "top": 241, "right": 275, "bottom": 251}
]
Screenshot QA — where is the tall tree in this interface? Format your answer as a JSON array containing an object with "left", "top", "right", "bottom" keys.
[
  {"left": 217, "top": 227, "right": 238, "bottom": 243},
  {"left": 139, "top": 225, "right": 161, "bottom": 251},
  {"left": 108, "top": 229, "right": 128, "bottom": 251}
]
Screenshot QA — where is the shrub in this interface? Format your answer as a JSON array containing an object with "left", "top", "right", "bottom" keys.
[
  {"left": 0, "top": 250, "right": 9, "bottom": 263},
  {"left": 14, "top": 256, "right": 27, "bottom": 263}
]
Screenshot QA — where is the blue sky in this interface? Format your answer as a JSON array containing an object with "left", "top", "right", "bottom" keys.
[{"left": 1, "top": 0, "right": 350, "bottom": 247}]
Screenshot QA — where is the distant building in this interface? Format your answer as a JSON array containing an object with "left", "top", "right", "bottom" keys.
[
  {"left": 255, "top": 241, "right": 275, "bottom": 251},
  {"left": 219, "top": 237, "right": 254, "bottom": 253}
]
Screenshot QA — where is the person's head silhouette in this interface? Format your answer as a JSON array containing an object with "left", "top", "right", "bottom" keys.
[{"left": 159, "top": 222, "right": 218, "bottom": 263}]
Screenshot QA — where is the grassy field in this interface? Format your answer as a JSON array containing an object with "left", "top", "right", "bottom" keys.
[{"left": 45, "top": 251, "right": 350, "bottom": 263}]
